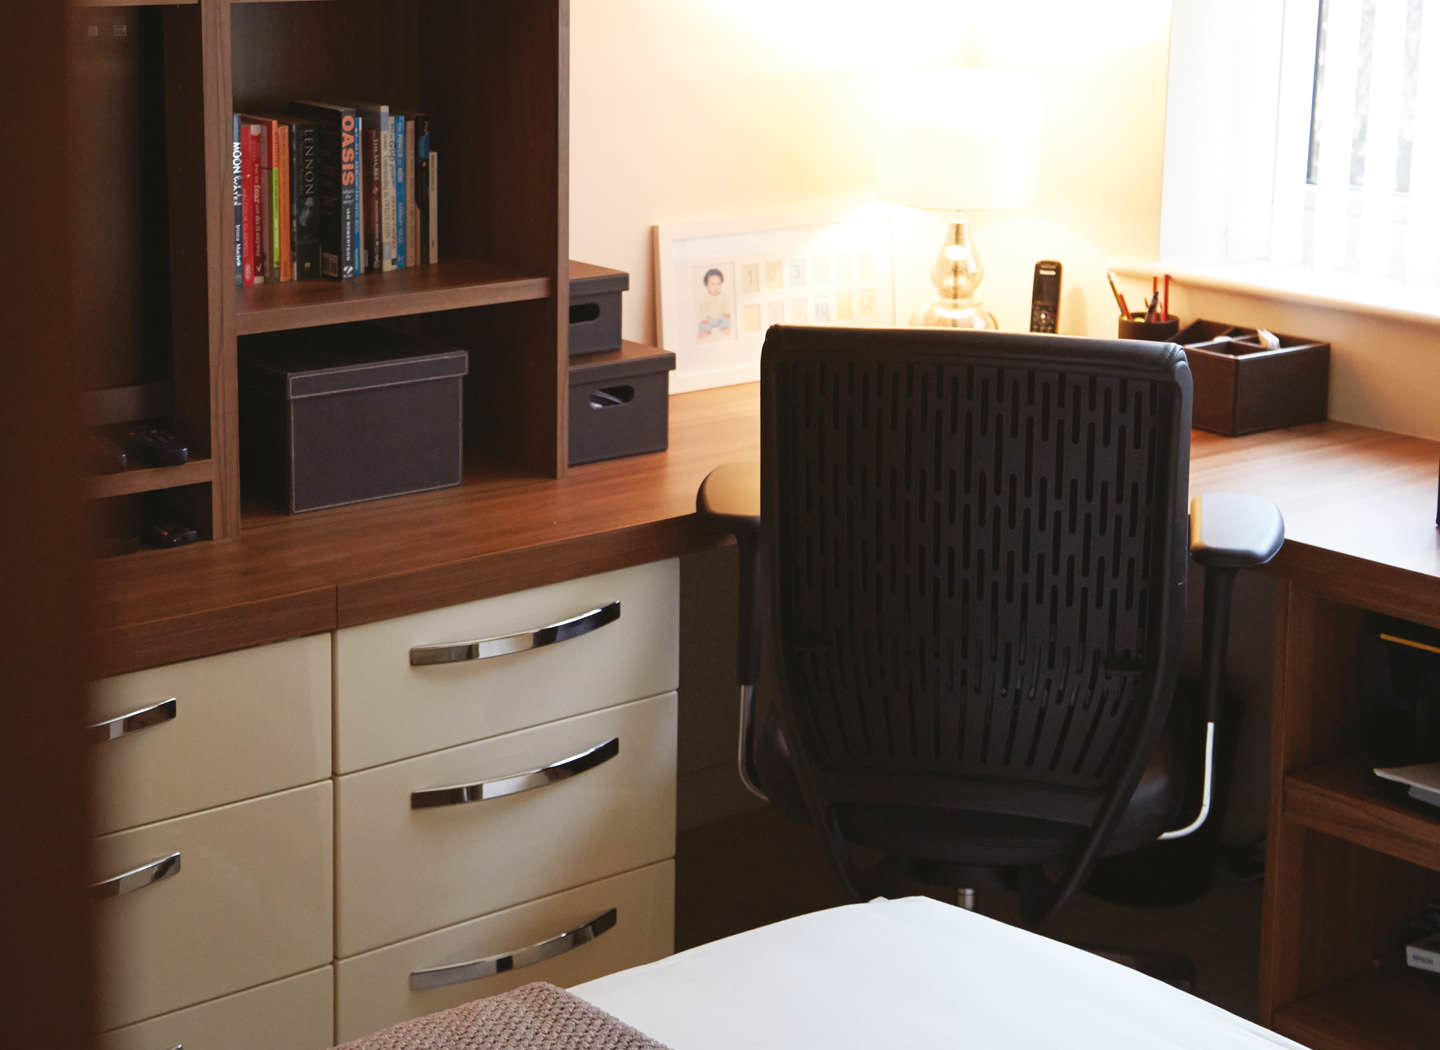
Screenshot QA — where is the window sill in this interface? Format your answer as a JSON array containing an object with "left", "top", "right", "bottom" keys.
[{"left": 1108, "top": 259, "right": 1440, "bottom": 331}]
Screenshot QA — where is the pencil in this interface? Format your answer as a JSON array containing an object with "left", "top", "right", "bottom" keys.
[{"left": 1106, "top": 271, "right": 1129, "bottom": 319}]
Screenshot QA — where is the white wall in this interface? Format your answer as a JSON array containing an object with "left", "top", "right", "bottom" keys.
[{"left": 570, "top": 0, "right": 1174, "bottom": 343}]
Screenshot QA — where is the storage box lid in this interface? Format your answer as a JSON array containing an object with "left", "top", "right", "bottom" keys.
[
  {"left": 568, "top": 341, "right": 676, "bottom": 386},
  {"left": 240, "top": 325, "right": 469, "bottom": 400},
  {"left": 570, "top": 259, "right": 630, "bottom": 296}
]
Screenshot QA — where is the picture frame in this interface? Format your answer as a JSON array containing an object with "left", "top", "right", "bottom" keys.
[{"left": 653, "top": 210, "right": 897, "bottom": 392}]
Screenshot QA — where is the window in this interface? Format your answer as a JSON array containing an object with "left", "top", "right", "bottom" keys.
[{"left": 1161, "top": 0, "right": 1439, "bottom": 289}]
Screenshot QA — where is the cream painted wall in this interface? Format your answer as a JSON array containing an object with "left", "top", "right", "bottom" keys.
[{"left": 570, "top": 0, "right": 1174, "bottom": 344}]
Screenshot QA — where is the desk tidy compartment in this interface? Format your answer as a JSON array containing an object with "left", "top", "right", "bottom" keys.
[
  {"left": 1174, "top": 319, "right": 1330, "bottom": 435},
  {"left": 239, "top": 324, "right": 469, "bottom": 513},
  {"left": 568, "top": 342, "right": 677, "bottom": 465},
  {"left": 568, "top": 260, "right": 629, "bottom": 356}
]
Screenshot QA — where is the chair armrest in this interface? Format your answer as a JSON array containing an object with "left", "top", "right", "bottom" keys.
[
  {"left": 1188, "top": 492, "right": 1284, "bottom": 569},
  {"left": 696, "top": 462, "right": 764, "bottom": 686},
  {"left": 696, "top": 462, "right": 760, "bottom": 534}
]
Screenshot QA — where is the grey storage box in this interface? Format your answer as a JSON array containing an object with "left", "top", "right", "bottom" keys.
[
  {"left": 568, "top": 341, "right": 675, "bottom": 465},
  {"left": 569, "top": 260, "right": 629, "bottom": 356},
  {"left": 239, "top": 324, "right": 468, "bottom": 513}
]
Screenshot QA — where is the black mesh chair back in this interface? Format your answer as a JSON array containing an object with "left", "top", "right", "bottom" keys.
[{"left": 759, "top": 326, "right": 1194, "bottom": 867}]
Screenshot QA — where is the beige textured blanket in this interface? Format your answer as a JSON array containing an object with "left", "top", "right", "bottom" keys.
[{"left": 332, "top": 982, "right": 672, "bottom": 1050}]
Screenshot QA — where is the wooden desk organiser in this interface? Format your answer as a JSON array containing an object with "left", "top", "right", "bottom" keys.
[{"left": 1175, "top": 320, "right": 1330, "bottom": 435}]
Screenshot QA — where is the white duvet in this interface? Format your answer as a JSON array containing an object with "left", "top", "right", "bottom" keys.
[{"left": 574, "top": 896, "right": 1307, "bottom": 1049}]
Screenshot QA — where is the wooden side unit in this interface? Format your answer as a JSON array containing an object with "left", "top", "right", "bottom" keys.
[{"left": 1260, "top": 582, "right": 1440, "bottom": 1050}]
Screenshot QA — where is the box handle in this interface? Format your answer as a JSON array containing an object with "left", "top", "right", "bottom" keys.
[
  {"left": 570, "top": 302, "right": 602, "bottom": 325},
  {"left": 590, "top": 385, "right": 634, "bottom": 409}
]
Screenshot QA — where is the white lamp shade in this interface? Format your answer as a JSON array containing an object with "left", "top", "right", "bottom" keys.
[{"left": 874, "top": 67, "right": 1038, "bottom": 212}]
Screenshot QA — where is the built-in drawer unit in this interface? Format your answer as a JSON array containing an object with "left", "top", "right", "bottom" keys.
[
  {"left": 89, "top": 634, "right": 331, "bottom": 834},
  {"left": 334, "top": 559, "right": 679, "bottom": 772},
  {"left": 92, "top": 781, "right": 334, "bottom": 1030},
  {"left": 336, "top": 691, "right": 677, "bottom": 956},
  {"left": 334, "top": 860, "right": 675, "bottom": 1043},
  {"left": 95, "top": 965, "right": 334, "bottom": 1050}
]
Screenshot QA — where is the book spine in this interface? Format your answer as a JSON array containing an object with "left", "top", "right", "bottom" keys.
[
  {"left": 428, "top": 149, "right": 438, "bottom": 265},
  {"left": 278, "top": 123, "right": 291, "bottom": 282},
  {"left": 365, "top": 126, "right": 382, "bottom": 275},
  {"left": 232, "top": 114, "right": 242, "bottom": 286},
  {"left": 240, "top": 124, "right": 256, "bottom": 287},
  {"left": 250, "top": 125, "right": 265, "bottom": 284},
  {"left": 292, "top": 122, "right": 320, "bottom": 280},
  {"left": 414, "top": 117, "right": 429, "bottom": 266},
  {"left": 289, "top": 103, "right": 355, "bottom": 279},
  {"left": 380, "top": 118, "right": 395, "bottom": 272},
  {"left": 394, "top": 114, "right": 406, "bottom": 270},
  {"left": 267, "top": 120, "right": 280, "bottom": 282},
  {"left": 353, "top": 116, "right": 364, "bottom": 274}
]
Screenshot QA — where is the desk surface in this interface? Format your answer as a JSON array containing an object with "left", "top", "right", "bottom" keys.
[{"left": 93, "top": 383, "right": 1440, "bottom": 677}]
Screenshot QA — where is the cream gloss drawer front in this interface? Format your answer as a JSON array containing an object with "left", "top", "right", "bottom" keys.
[
  {"left": 335, "top": 690, "right": 676, "bottom": 956},
  {"left": 89, "top": 634, "right": 331, "bottom": 835},
  {"left": 96, "top": 965, "right": 334, "bottom": 1050},
  {"left": 334, "top": 559, "right": 679, "bottom": 772},
  {"left": 334, "top": 860, "right": 674, "bottom": 1044},
  {"left": 93, "top": 781, "right": 334, "bottom": 1031}
]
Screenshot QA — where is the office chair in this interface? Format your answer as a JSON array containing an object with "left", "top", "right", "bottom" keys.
[{"left": 697, "top": 325, "right": 1283, "bottom": 929}]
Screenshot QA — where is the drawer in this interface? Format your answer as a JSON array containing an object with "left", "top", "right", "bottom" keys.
[
  {"left": 335, "top": 860, "right": 674, "bottom": 1043},
  {"left": 97, "top": 965, "right": 334, "bottom": 1050},
  {"left": 90, "top": 634, "right": 331, "bottom": 834},
  {"left": 93, "top": 781, "right": 333, "bottom": 1030},
  {"left": 336, "top": 690, "right": 676, "bottom": 956},
  {"left": 334, "top": 559, "right": 678, "bottom": 772}
]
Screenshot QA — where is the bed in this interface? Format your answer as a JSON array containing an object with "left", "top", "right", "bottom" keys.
[{"left": 572, "top": 896, "right": 1307, "bottom": 1050}]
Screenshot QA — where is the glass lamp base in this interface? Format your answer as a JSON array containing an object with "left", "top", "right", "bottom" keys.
[{"left": 912, "top": 298, "right": 998, "bottom": 329}]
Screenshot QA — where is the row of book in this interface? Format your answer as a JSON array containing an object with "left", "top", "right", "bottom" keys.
[{"left": 231, "top": 101, "right": 439, "bottom": 285}]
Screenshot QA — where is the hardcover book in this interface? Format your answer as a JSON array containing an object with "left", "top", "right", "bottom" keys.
[
  {"left": 363, "top": 123, "right": 382, "bottom": 274},
  {"left": 277, "top": 123, "right": 291, "bottom": 282},
  {"left": 290, "top": 101, "right": 358, "bottom": 279},
  {"left": 232, "top": 114, "right": 242, "bottom": 286},
  {"left": 240, "top": 123, "right": 258, "bottom": 287},
  {"left": 394, "top": 113, "right": 406, "bottom": 269}
]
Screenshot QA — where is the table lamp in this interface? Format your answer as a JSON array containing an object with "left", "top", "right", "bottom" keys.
[{"left": 875, "top": 67, "right": 1034, "bottom": 329}]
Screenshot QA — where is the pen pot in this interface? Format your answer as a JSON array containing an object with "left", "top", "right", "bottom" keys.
[{"left": 1118, "top": 313, "right": 1180, "bottom": 341}]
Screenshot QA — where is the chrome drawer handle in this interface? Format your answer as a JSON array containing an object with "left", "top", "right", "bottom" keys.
[
  {"left": 409, "top": 908, "right": 617, "bottom": 991},
  {"left": 91, "top": 851, "right": 181, "bottom": 898},
  {"left": 409, "top": 601, "right": 621, "bottom": 666},
  {"left": 89, "top": 697, "right": 177, "bottom": 743},
  {"left": 411, "top": 737, "right": 619, "bottom": 809}
]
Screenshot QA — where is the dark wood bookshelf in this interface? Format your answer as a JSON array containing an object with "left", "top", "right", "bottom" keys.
[
  {"left": 235, "top": 259, "right": 550, "bottom": 335},
  {"left": 87, "top": 458, "right": 216, "bottom": 501},
  {"left": 1272, "top": 967, "right": 1440, "bottom": 1050},
  {"left": 1286, "top": 759, "right": 1440, "bottom": 872}
]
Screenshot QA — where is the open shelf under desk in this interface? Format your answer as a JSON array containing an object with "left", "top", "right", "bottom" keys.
[
  {"left": 235, "top": 259, "right": 550, "bottom": 335},
  {"left": 1285, "top": 758, "right": 1440, "bottom": 872},
  {"left": 1272, "top": 966, "right": 1440, "bottom": 1050},
  {"left": 87, "top": 458, "right": 214, "bottom": 501}
]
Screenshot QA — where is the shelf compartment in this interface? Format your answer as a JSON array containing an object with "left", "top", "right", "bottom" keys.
[
  {"left": 235, "top": 259, "right": 550, "bottom": 335},
  {"left": 1285, "top": 758, "right": 1440, "bottom": 872},
  {"left": 88, "top": 458, "right": 215, "bottom": 501},
  {"left": 1272, "top": 967, "right": 1440, "bottom": 1050}
]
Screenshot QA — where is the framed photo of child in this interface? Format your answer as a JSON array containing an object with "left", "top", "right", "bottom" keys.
[{"left": 653, "top": 208, "right": 896, "bottom": 392}]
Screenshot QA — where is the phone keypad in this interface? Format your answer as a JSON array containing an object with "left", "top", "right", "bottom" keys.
[{"left": 1030, "top": 305, "right": 1056, "bottom": 333}]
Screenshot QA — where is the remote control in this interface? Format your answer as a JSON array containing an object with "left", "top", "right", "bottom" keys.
[
  {"left": 91, "top": 432, "right": 128, "bottom": 473},
  {"left": 1029, "top": 260, "right": 1062, "bottom": 333},
  {"left": 143, "top": 522, "right": 199, "bottom": 548},
  {"left": 125, "top": 426, "right": 189, "bottom": 467}
]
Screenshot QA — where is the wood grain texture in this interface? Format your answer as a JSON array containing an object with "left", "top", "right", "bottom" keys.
[
  {"left": 86, "top": 457, "right": 214, "bottom": 500},
  {"left": 4, "top": 3, "right": 93, "bottom": 1046},
  {"left": 94, "top": 385, "right": 1440, "bottom": 673},
  {"left": 235, "top": 260, "right": 550, "bottom": 335},
  {"left": 1286, "top": 759, "right": 1440, "bottom": 872},
  {"left": 1273, "top": 966, "right": 1440, "bottom": 1050}
]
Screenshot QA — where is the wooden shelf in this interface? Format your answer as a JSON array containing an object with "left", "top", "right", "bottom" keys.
[
  {"left": 87, "top": 458, "right": 215, "bottom": 501},
  {"left": 235, "top": 259, "right": 550, "bottom": 336},
  {"left": 77, "top": 0, "right": 197, "bottom": 7},
  {"left": 1272, "top": 967, "right": 1440, "bottom": 1050},
  {"left": 1285, "top": 758, "right": 1440, "bottom": 872}
]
